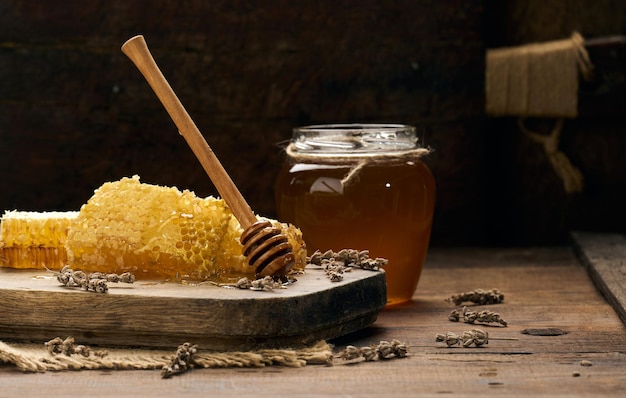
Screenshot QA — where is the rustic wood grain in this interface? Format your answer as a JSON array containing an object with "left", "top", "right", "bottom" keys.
[
  {"left": 1, "top": 247, "right": 625, "bottom": 396},
  {"left": 0, "top": 1, "right": 486, "bottom": 246},
  {"left": 571, "top": 231, "right": 626, "bottom": 326},
  {"left": 2, "top": 1, "right": 625, "bottom": 247},
  {"left": 0, "top": 268, "right": 386, "bottom": 350}
]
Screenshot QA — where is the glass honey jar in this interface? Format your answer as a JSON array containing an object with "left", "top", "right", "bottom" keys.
[{"left": 275, "top": 124, "right": 435, "bottom": 306}]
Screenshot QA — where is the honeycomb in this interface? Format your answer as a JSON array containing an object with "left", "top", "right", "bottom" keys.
[
  {"left": 0, "top": 176, "right": 306, "bottom": 281},
  {"left": 0, "top": 211, "right": 78, "bottom": 269},
  {"left": 64, "top": 175, "right": 307, "bottom": 281}
]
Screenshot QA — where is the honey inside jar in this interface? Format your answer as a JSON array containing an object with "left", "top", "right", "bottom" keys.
[{"left": 275, "top": 124, "right": 435, "bottom": 306}]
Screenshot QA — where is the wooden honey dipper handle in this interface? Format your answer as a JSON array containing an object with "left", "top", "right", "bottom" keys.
[
  {"left": 121, "top": 35, "right": 295, "bottom": 277},
  {"left": 121, "top": 35, "right": 257, "bottom": 229}
]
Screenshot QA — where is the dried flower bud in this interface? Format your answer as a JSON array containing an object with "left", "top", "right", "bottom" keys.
[
  {"left": 470, "top": 329, "right": 489, "bottom": 346},
  {"left": 89, "top": 279, "right": 109, "bottom": 293},
  {"left": 360, "top": 346, "right": 377, "bottom": 362},
  {"left": 161, "top": 342, "right": 198, "bottom": 379},
  {"left": 73, "top": 344, "right": 91, "bottom": 357},
  {"left": 45, "top": 337, "right": 64, "bottom": 354},
  {"left": 436, "top": 332, "right": 462, "bottom": 347},
  {"left": 45, "top": 336, "right": 93, "bottom": 357},
  {"left": 119, "top": 272, "right": 135, "bottom": 284},
  {"left": 449, "top": 309, "right": 461, "bottom": 322},
  {"left": 376, "top": 340, "right": 395, "bottom": 359},
  {"left": 391, "top": 339, "right": 408, "bottom": 358},
  {"left": 235, "top": 277, "right": 252, "bottom": 289},
  {"left": 340, "top": 345, "right": 362, "bottom": 361},
  {"left": 250, "top": 276, "right": 280, "bottom": 291},
  {"left": 328, "top": 270, "right": 344, "bottom": 282}
]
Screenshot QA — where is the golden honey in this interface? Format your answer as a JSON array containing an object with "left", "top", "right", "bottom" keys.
[{"left": 275, "top": 124, "right": 435, "bottom": 305}]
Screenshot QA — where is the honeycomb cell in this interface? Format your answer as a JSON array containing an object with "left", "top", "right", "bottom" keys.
[{"left": 2, "top": 175, "right": 308, "bottom": 280}]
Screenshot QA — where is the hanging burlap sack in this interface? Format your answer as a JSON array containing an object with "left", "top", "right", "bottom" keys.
[
  {"left": 486, "top": 32, "right": 593, "bottom": 118},
  {"left": 485, "top": 32, "right": 593, "bottom": 193}
]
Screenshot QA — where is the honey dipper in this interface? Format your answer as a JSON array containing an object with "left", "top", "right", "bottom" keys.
[{"left": 121, "top": 35, "right": 295, "bottom": 278}]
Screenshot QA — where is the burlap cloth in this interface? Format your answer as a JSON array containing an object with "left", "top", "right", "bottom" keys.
[
  {"left": 485, "top": 32, "right": 593, "bottom": 193},
  {"left": 0, "top": 339, "right": 333, "bottom": 373},
  {"left": 486, "top": 31, "right": 592, "bottom": 118}
]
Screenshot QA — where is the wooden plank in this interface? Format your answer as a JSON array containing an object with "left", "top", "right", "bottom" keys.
[
  {"left": 0, "top": 267, "right": 386, "bottom": 350},
  {"left": 2, "top": 247, "right": 626, "bottom": 396},
  {"left": 571, "top": 231, "right": 626, "bottom": 326}
]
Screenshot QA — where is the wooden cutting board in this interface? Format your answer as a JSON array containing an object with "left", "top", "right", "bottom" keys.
[{"left": 0, "top": 267, "right": 386, "bottom": 350}]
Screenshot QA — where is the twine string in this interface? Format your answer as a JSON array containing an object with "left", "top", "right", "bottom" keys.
[
  {"left": 0, "top": 339, "right": 333, "bottom": 373},
  {"left": 518, "top": 118, "right": 584, "bottom": 193},
  {"left": 571, "top": 31, "right": 594, "bottom": 81},
  {"left": 285, "top": 143, "right": 430, "bottom": 188}
]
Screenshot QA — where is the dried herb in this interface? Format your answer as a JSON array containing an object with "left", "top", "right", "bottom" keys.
[
  {"left": 44, "top": 336, "right": 107, "bottom": 358},
  {"left": 161, "top": 342, "right": 198, "bottom": 379},
  {"left": 436, "top": 329, "right": 518, "bottom": 348},
  {"left": 233, "top": 276, "right": 284, "bottom": 291},
  {"left": 445, "top": 288, "right": 504, "bottom": 306},
  {"left": 308, "top": 249, "right": 388, "bottom": 282},
  {"left": 54, "top": 265, "right": 135, "bottom": 293},
  {"left": 435, "top": 329, "right": 490, "bottom": 348},
  {"left": 339, "top": 339, "right": 408, "bottom": 362},
  {"left": 449, "top": 306, "right": 508, "bottom": 326},
  {"left": 235, "top": 277, "right": 253, "bottom": 289}
]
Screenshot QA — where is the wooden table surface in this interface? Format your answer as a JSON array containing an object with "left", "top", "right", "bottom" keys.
[{"left": 1, "top": 246, "right": 625, "bottom": 397}]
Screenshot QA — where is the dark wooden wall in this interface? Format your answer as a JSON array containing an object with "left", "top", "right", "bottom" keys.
[
  {"left": 483, "top": 0, "right": 626, "bottom": 245},
  {"left": 0, "top": 1, "right": 624, "bottom": 246}
]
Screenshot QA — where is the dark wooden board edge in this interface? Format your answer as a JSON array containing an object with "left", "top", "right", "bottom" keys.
[
  {"left": 0, "top": 311, "right": 381, "bottom": 351},
  {"left": 571, "top": 231, "right": 626, "bottom": 326},
  {"left": 0, "top": 269, "right": 386, "bottom": 350}
]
